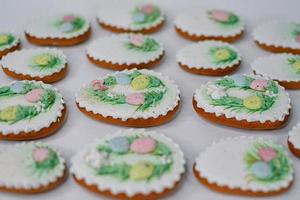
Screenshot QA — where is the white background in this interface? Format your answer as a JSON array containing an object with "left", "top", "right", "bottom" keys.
[{"left": 1, "top": 0, "right": 300, "bottom": 199}]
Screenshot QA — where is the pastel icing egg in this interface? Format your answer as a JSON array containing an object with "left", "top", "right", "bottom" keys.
[
  {"left": 126, "top": 93, "right": 145, "bottom": 105},
  {"left": 0, "top": 34, "right": 9, "bottom": 44},
  {"left": 231, "top": 74, "right": 246, "bottom": 86},
  {"left": 108, "top": 136, "right": 130, "bottom": 153},
  {"left": 243, "top": 95, "right": 262, "bottom": 110},
  {"left": 250, "top": 79, "right": 268, "bottom": 91},
  {"left": 130, "top": 162, "right": 154, "bottom": 180},
  {"left": 91, "top": 80, "right": 108, "bottom": 91},
  {"left": 130, "top": 137, "right": 156, "bottom": 154},
  {"left": 130, "top": 34, "right": 144, "bottom": 47},
  {"left": 34, "top": 54, "right": 52, "bottom": 66},
  {"left": 10, "top": 82, "right": 25, "bottom": 93},
  {"left": 32, "top": 148, "right": 49, "bottom": 162},
  {"left": 131, "top": 75, "right": 150, "bottom": 90},
  {"left": 25, "top": 89, "right": 44, "bottom": 103},
  {"left": 250, "top": 161, "right": 272, "bottom": 179},
  {"left": 60, "top": 22, "right": 74, "bottom": 33},
  {"left": 115, "top": 73, "right": 131, "bottom": 85}
]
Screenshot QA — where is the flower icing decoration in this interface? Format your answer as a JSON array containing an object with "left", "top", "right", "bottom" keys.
[
  {"left": 288, "top": 56, "right": 300, "bottom": 73},
  {"left": 292, "top": 24, "right": 300, "bottom": 43},
  {"left": 84, "top": 134, "right": 174, "bottom": 181},
  {"left": 0, "top": 81, "right": 57, "bottom": 124},
  {"left": 125, "top": 34, "right": 160, "bottom": 52},
  {"left": 209, "top": 46, "right": 238, "bottom": 65},
  {"left": 32, "top": 146, "right": 60, "bottom": 176},
  {"left": 204, "top": 75, "right": 279, "bottom": 113},
  {"left": 87, "top": 70, "right": 166, "bottom": 111},
  {"left": 131, "top": 4, "right": 161, "bottom": 26},
  {"left": 207, "top": 9, "right": 239, "bottom": 25},
  {"left": 32, "top": 53, "right": 64, "bottom": 70},
  {"left": 56, "top": 14, "right": 86, "bottom": 33},
  {"left": 244, "top": 142, "right": 291, "bottom": 183}
]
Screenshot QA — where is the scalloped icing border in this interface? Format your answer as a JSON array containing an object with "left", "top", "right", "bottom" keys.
[
  {"left": 86, "top": 34, "right": 164, "bottom": 66},
  {"left": 70, "top": 128, "right": 186, "bottom": 197},
  {"left": 75, "top": 69, "right": 180, "bottom": 121},
  {"left": 24, "top": 16, "right": 90, "bottom": 40},
  {"left": 193, "top": 74, "right": 291, "bottom": 123},
  {"left": 176, "top": 41, "right": 242, "bottom": 70},
  {"left": 0, "top": 33, "right": 20, "bottom": 52},
  {"left": 1, "top": 48, "right": 67, "bottom": 78},
  {"left": 288, "top": 123, "right": 300, "bottom": 149},
  {"left": 0, "top": 80, "right": 65, "bottom": 135},
  {"left": 194, "top": 136, "right": 294, "bottom": 193},
  {"left": 253, "top": 21, "right": 300, "bottom": 50},
  {"left": 251, "top": 53, "right": 300, "bottom": 83},
  {"left": 0, "top": 142, "right": 66, "bottom": 190}
]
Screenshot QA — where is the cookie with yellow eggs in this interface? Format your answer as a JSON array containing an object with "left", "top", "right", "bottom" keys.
[
  {"left": 176, "top": 40, "right": 241, "bottom": 76},
  {"left": 1, "top": 48, "right": 67, "bottom": 83},
  {"left": 75, "top": 69, "right": 180, "bottom": 127},
  {"left": 193, "top": 74, "right": 291, "bottom": 129},
  {"left": 71, "top": 129, "right": 185, "bottom": 200},
  {"left": 0, "top": 32, "right": 20, "bottom": 58}
]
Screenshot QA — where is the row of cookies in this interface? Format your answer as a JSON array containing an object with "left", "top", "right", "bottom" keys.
[{"left": 1, "top": 128, "right": 298, "bottom": 198}]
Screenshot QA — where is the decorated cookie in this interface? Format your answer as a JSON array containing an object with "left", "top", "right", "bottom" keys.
[
  {"left": 0, "top": 80, "right": 67, "bottom": 140},
  {"left": 253, "top": 21, "right": 300, "bottom": 54},
  {"left": 174, "top": 8, "right": 244, "bottom": 42},
  {"left": 194, "top": 136, "right": 293, "bottom": 196},
  {"left": 1, "top": 48, "right": 67, "bottom": 83},
  {"left": 71, "top": 129, "right": 185, "bottom": 199},
  {"left": 76, "top": 69, "right": 180, "bottom": 127},
  {"left": 252, "top": 54, "right": 300, "bottom": 89},
  {"left": 193, "top": 74, "right": 291, "bottom": 129},
  {"left": 0, "top": 32, "right": 20, "bottom": 58},
  {"left": 0, "top": 142, "right": 66, "bottom": 194},
  {"left": 87, "top": 34, "right": 164, "bottom": 70},
  {"left": 288, "top": 123, "right": 300, "bottom": 157},
  {"left": 25, "top": 14, "right": 91, "bottom": 46},
  {"left": 176, "top": 40, "right": 241, "bottom": 76},
  {"left": 97, "top": 1, "right": 164, "bottom": 33}
]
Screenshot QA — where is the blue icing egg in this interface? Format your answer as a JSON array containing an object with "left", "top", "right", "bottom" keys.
[
  {"left": 60, "top": 22, "right": 74, "bottom": 33},
  {"left": 115, "top": 73, "right": 131, "bottom": 85},
  {"left": 10, "top": 82, "right": 25, "bottom": 93},
  {"left": 230, "top": 74, "right": 246, "bottom": 87},
  {"left": 250, "top": 161, "right": 272, "bottom": 179},
  {"left": 108, "top": 136, "right": 129, "bottom": 153},
  {"left": 132, "top": 13, "right": 145, "bottom": 23}
]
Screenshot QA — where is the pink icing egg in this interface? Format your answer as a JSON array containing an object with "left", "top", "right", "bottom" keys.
[
  {"left": 32, "top": 148, "right": 49, "bottom": 162},
  {"left": 211, "top": 10, "right": 230, "bottom": 22},
  {"left": 130, "top": 35, "right": 144, "bottom": 47},
  {"left": 25, "top": 89, "right": 44, "bottom": 103},
  {"left": 141, "top": 4, "right": 154, "bottom": 14},
  {"left": 126, "top": 93, "right": 145, "bottom": 105},
  {"left": 91, "top": 80, "right": 108, "bottom": 91},
  {"left": 295, "top": 35, "right": 300, "bottom": 43},
  {"left": 130, "top": 138, "right": 156, "bottom": 154},
  {"left": 63, "top": 15, "right": 75, "bottom": 22},
  {"left": 258, "top": 148, "right": 277, "bottom": 162},
  {"left": 250, "top": 79, "right": 268, "bottom": 91}
]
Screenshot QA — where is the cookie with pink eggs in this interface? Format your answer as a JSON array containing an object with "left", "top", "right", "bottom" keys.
[
  {"left": 71, "top": 129, "right": 185, "bottom": 200},
  {"left": 86, "top": 33, "right": 164, "bottom": 70},
  {"left": 75, "top": 69, "right": 180, "bottom": 127}
]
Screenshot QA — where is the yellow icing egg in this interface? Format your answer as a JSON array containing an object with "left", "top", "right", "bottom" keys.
[
  {"left": 130, "top": 162, "right": 154, "bottom": 180},
  {"left": 292, "top": 60, "right": 300, "bottom": 71},
  {"left": 0, "top": 106, "right": 17, "bottom": 121},
  {"left": 0, "top": 34, "right": 9, "bottom": 45},
  {"left": 131, "top": 75, "right": 150, "bottom": 90},
  {"left": 214, "top": 49, "right": 230, "bottom": 61},
  {"left": 243, "top": 95, "right": 262, "bottom": 110},
  {"left": 34, "top": 54, "right": 52, "bottom": 66}
]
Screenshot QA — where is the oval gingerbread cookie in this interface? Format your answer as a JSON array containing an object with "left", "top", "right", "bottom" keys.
[{"left": 288, "top": 123, "right": 300, "bottom": 157}]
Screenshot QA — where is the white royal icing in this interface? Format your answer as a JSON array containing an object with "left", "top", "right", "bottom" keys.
[
  {"left": 97, "top": 1, "right": 164, "bottom": 31},
  {"left": 252, "top": 54, "right": 300, "bottom": 82},
  {"left": 0, "top": 142, "right": 65, "bottom": 190},
  {"left": 0, "top": 33, "right": 19, "bottom": 52},
  {"left": 25, "top": 14, "right": 90, "bottom": 39},
  {"left": 0, "top": 80, "right": 65, "bottom": 135},
  {"left": 174, "top": 8, "right": 244, "bottom": 37},
  {"left": 176, "top": 40, "right": 241, "bottom": 69},
  {"left": 86, "top": 34, "right": 164, "bottom": 65},
  {"left": 195, "top": 136, "right": 294, "bottom": 193},
  {"left": 288, "top": 123, "right": 300, "bottom": 149},
  {"left": 71, "top": 128, "right": 185, "bottom": 197},
  {"left": 253, "top": 21, "right": 300, "bottom": 50},
  {"left": 193, "top": 74, "right": 291, "bottom": 123},
  {"left": 1, "top": 48, "right": 67, "bottom": 78},
  {"left": 76, "top": 69, "right": 180, "bottom": 121}
]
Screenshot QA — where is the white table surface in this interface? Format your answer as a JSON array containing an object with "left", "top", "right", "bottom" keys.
[{"left": 1, "top": 0, "right": 300, "bottom": 199}]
